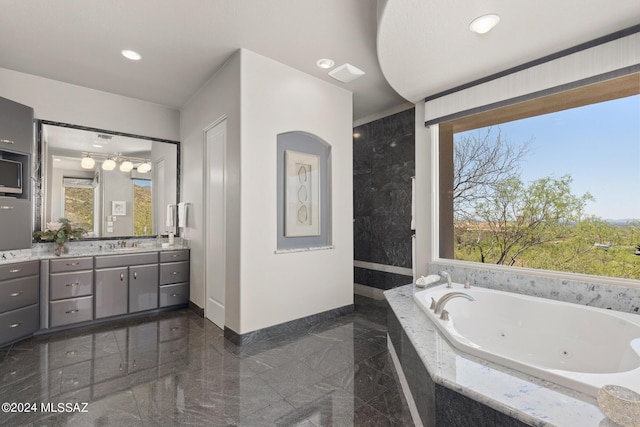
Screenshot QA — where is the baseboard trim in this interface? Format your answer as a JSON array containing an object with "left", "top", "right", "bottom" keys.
[
  {"left": 354, "top": 283, "right": 386, "bottom": 300},
  {"left": 188, "top": 301, "right": 204, "bottom": 317},
  {"left": 224, "top": 304, "right": 354, "bottom": 346}
]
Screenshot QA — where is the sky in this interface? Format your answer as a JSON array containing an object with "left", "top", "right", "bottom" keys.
[{"left": 458, "top": 94, "right": 640, "bottom": 220}]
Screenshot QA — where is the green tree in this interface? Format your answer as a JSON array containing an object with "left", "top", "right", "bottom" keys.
[{"left": 473, "top": 175, "right": 593, "bottom": 266}]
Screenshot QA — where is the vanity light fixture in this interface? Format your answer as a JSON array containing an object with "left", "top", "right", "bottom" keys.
[
  {"left": 102, "top": 157, "right": 116, "bottom": 171},
  {"left": 121, "top": 49, "right": 142, "bottom": 61},
  {"left": 316, "top": 58, "right": 335, "bottom": 69},
  {"left": 469, "top": 14, "right": 500, "bottom": 34},
  {"left": 80, "top": 154, "right": 95, "bottom": 169},
  {"left": 119, "top": 160, "right": 134, "bottom": 172},
  {"left": 137, "top": 161, "right": 152, "bottom": 173}
]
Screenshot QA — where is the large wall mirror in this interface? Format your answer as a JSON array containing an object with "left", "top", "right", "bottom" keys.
[{"left": 36, "top": 121, "right": 180, "bottom": 240}]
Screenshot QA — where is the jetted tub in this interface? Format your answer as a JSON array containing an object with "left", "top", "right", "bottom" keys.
[{"left": 414, "top": 284, "right": 640, "bottom": 397}]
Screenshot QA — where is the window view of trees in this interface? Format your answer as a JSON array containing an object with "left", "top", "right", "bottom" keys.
[
  {"left": 133, "top": 179, "right": 152, "bottom": 236},
  {"left": 64, "top": 187, "right": 94, "bottom": 232},
  {"left": 450, "top": 94, "right": 640, "bottom": 281}
]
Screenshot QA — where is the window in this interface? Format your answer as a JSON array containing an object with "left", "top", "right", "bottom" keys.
[
  {"left": 63, "top": 177, "right": 95, "bottom": 232},
  {"left": 133, "top": 178, "right": 152, "bottom": 236},
  {"left": 439, "top": 74, "right": 640, "bottom": 281}
]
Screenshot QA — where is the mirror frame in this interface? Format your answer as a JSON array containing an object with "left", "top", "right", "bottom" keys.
[{"left": 34, "top": 120, "right": 181, "bottom": 241}]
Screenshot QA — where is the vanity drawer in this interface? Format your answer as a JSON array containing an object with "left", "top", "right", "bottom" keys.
[
  {"left": 159, "top": 262, "right": 189, "bottom": 285},
  {"left": 50, "top": 257, "right": 93, "bottom": 273},
  {"left": 50, "top": 296, "right": 93, "bottom": 328},
  {"left": 160, "top": 250, "right": 189, "bottom": 263},
  {"left": 0, "top": 260, "right": 39, "bottom": 281},
  {"left": 0, "top": 275, "right": 39, "bottom": 313},
  {"left": 0, "top": 304, "right": 39, "bottom": 346},
  {"left": 159, "top": 283, "right": 189, "bottom": 307},
  {"left": 50, "top": 270, "right": 93, "bottom": 300},
  {"left": 95, "top": 252, "right": 158, "bottom": 268}
]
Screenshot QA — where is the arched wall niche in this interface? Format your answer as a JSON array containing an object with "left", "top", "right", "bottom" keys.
[{"left": 276, "top": 131, "right": 332, "bottom": 251}]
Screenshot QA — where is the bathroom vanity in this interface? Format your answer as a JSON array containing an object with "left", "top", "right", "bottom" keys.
[{"left": 0, "top": 247, "right": 190, "bottom": 348}]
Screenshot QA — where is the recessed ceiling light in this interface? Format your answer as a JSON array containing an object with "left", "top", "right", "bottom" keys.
[
  {"left": 121, "top": 49, "right": 142, "bottom": 61},
  {"left": 92, "top": 144, "right": 103, "bottom": 148},
  {"left": 469, "top": 14, "right": 500, "bottom": 34},
  {"left": 316, "top": 58, "right": 335, "bottom": 69}
]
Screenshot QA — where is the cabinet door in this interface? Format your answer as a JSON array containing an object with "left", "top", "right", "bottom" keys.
[
  {"left": 0, "top": 198, "right": 31, "bottom": 251},
  {"left": 0, "top": 96, "right": 34, "bottom": 154},
  {"left": 129, "top": 264, "right": 158, "bottom": 313},
  {"left": 95, "top": 267, "right": 128, "bottom": 319}
]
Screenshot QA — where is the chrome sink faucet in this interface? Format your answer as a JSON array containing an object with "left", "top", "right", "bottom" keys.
[
  {"left": 438, "top": 271, "right": 452, "bottom": 288},
  {"left": 432, "top": 292, "right": 476, "bottom": 319}
]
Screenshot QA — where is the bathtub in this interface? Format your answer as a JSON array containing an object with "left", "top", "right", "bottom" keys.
[{"left": 414, "top": 284, "right": 640, "bottom": 397}]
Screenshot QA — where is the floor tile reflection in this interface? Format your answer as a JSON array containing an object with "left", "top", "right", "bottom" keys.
[{"left": 0, "top": 296, "right": 413, "bottom": 426}]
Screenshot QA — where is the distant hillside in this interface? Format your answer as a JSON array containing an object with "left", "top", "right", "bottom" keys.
[{"left": 134, "top": 184, "right": 152, "bottom": 235}]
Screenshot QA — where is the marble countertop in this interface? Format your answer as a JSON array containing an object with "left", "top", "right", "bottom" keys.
[
  {"left": 385, "top": 284, "right": 616, "bottom": 427},
  {"left": 0, "top": 242, "right": 189, "bottom": 265}
]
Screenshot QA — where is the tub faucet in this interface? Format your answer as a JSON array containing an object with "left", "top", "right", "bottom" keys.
[
  {"left": 438, "top": 271, "right": 452, "bottom": 288},
  {"left": 433, "top": 292, "right": 475, "bottom": 315}
]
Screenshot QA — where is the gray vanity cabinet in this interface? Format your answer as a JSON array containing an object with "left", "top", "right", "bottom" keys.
[
  {"left": 95, "top": 252, "right": 159, "bottom": 318},
  {"left": 0, "top": 96, "right": 34, "bottom": 155},
  {"left": 129, "top": 264, "right": 159, "bottom": 313},
  {"left": 0, "top": 260, "right": 39, "bottom": 347},
  {"left": 0, "top": 198, "right": 32, "bottom": 251},
  {"left": 94, "top": 266, "right": 128, "bottom": 319},
  {"left": 49, "top": 257, "right": 94, "bottom": 328},
  {"left": 159, "top": 250, "right": 190, "bottom": 308}
]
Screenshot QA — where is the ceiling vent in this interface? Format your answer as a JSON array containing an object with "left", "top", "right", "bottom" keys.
[
  {"left": 97, "top": 134, "right": 113, "bottom": 140},
  {"left": 329, "top": 63, "right": 365, "bottom": 83}
]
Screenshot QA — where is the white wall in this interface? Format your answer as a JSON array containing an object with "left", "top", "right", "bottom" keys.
[
  {"left": 180, "top": 49, "right": 353, "bottom": 334},
  {"left": 239, "top": 50, "right": 353, "bottom": 333},
  {"left": 180, "top": 52, "right": 242, "bottom": 330},
  {"left": 0, "top": 68, "right": 179, "bottom": 141}
]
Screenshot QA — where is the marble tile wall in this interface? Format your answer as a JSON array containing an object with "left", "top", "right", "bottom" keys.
[
  {"left": 429, "top": 261, "right": 640, "bottom": 315},
  {"left": 354, "top": 108, "right": 415, "bottom": 290}
]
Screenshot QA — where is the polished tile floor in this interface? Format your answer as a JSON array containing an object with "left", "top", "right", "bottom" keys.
[{"left": 0, "top": 296, "right": 413, "bottom": 426}]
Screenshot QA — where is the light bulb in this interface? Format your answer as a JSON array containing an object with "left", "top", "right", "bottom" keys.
[
  {"left": 119, "top": 160, "right": 134, "bottom": 172},
  {"left": 80, "top": 155, "right": 95, "bottom": 169},
  {"left": 137, "top": 162, "right": 152, "bottom": 173},
  {"left": 102, "top": 158, "right": 116, "bottom": 170}
]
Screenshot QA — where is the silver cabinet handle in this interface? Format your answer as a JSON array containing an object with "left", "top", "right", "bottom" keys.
[
  {"left": 9, "top": 322, "right": 21, "bottom": 328},
  {"left": 9, "top": 269, "right": 21, "bottom": 273},
  {"left": 0, "top": 139, "right": 15, "bottom": 144},
  {"left": 171, "top": 254, "right": 179, "bottom": 258},
  {"left": 65, "top": 309, "right": 79, "bottom": 314},
  {"left": 133, "top": 272, "right": 137, "bottom": 280},
  {"left": 120, "top": 273, "right": 124, "bottom": 281},
  {"left": 172, "top": 271, "right": 178, "bottom": 275},
  {"left": 9, "top": 292, "right": 21, "bottom": 297},
  {"left": 67, "top": 262, "right": 80, "bottom": 266},
  {"left": 0, "top": 206, "right": 14, "bottom": 210},
  {"left": 65, "top": 282, "right": 79, "bottom": 287},
  {"left": 170, "top": 293, "right": 180, "bottom": 297}
]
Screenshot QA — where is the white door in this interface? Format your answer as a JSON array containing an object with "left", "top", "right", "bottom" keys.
[{"left": 204, "top": 119, "right": 226, "bottom": 328}]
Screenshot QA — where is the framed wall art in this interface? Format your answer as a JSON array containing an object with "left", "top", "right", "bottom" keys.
[
  {"left": 285, "top": 150, "right": 320, "bottom": 237},
  {"left": 112, "top": 200, "right": 126, "bottom": 216}
]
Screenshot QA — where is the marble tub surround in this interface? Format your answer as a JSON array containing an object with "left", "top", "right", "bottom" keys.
[
  {"left": 0, "top": 296, "right": 413, "bottom": 426},
  {"left": 429, "top": 262, "right": 640, "bottom": 315},
  {"left": 0, "top": 237, "right": 189, "bottom": 265},
  {"left": 385, "top": 284, "right": 612, "bottom": 427}
]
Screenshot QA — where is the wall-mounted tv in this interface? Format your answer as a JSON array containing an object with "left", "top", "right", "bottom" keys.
[{"left": 0, "top": 158, "right": 23, "bottom": 195}]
